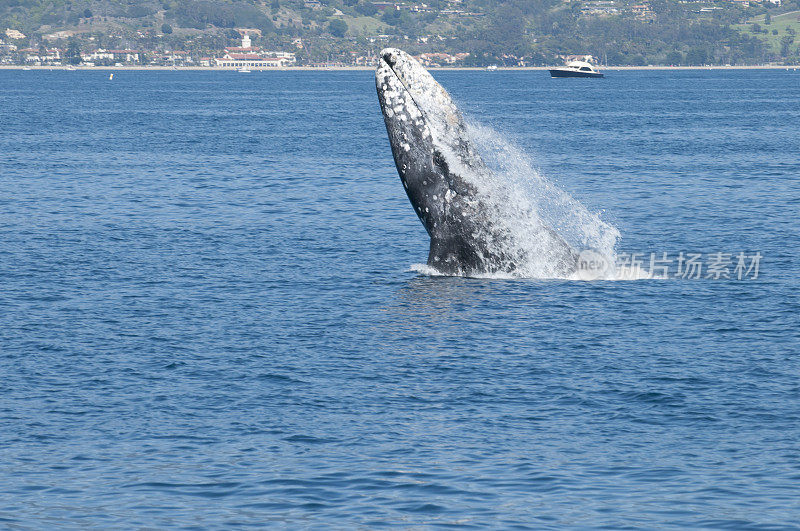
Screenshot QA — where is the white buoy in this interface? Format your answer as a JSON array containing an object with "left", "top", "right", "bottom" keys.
[{"left": 109, "top": 73, "right": 114, "bottom": 80}]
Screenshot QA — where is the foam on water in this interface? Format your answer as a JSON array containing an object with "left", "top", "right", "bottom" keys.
[{"left": 409, "top": 262, "right": 520, "bottom": 279}]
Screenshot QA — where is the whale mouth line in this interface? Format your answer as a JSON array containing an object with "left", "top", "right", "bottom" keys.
[{"left": 379, "top": 52, "right": 426, "bottom": 121}]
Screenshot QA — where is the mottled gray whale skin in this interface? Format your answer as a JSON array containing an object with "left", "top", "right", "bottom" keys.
[{"left": 375, "top": 48, "right": 577, "bottom": 277}]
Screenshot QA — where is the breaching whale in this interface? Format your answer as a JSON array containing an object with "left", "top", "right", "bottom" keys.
[{"left": 375, "top": 48, "right": 578, "bottom": 277}]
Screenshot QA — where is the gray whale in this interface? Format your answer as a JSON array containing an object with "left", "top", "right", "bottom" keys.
[{"left": 375, "top": 48, "right": 578, "bottom": 277}]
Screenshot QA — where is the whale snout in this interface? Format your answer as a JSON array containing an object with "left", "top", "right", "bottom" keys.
[{"left": 381, "top": 49, "right": 398, "bottom": 68}]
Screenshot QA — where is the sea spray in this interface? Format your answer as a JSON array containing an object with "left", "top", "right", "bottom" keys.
[{"left": 422, "top": 117, "right": 621, "bottom": 279}]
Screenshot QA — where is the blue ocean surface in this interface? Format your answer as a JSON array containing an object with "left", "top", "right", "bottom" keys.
[{"left": 1, "top": 68, "right": 799, "bottom": 528}]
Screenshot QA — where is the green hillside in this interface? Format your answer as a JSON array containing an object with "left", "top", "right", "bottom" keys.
[
  {"left": 736, "top": 9, "right": 800, "bottom": 55},
  {"left": 2, "top": 0, "right": 800, "bottom": 65}
]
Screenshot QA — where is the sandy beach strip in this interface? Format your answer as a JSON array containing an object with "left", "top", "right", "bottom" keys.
[{"left": 1, "top": 64, "right": 798, "bottom": 71}]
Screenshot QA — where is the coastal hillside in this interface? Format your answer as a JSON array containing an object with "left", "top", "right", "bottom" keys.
[{"left": 1, "top": 0, "right": 799, "bottom": 65}]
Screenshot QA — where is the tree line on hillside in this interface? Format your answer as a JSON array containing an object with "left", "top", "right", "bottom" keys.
[{"left": 1, "top": 0, "right": 798, "bottom": 65}]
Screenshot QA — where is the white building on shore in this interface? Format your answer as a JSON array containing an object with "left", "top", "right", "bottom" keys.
[
  {"left": 213, "top": 34, "right": 296, "bottom": 68},
  {"left": 5, "top": 28, "right": 25, "bottom": 40},
  {"left": 82, "top": 49, "right": 142, "bottom": 64},
  {"left": 20, "top": 47, "right": 62, "bottom": 64}
]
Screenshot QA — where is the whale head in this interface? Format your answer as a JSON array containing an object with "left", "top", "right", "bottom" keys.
[{"left": 376, "top": 48, "right": 465, "bottom": 145}]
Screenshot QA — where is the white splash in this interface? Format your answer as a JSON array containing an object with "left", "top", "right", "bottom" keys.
[
  {"left": 409, "top": 263, "right": 446, "bottom": 276},
  {"left": 423, "top": 118, "right": 623, "bottom": 280}
]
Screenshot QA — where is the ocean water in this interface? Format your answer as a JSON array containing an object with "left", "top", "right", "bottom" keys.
[{"left": 1, "top": 68, "right": 799, "bottom": 528}]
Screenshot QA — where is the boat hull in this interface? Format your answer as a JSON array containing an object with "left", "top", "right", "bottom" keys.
[{"left": 549, "top": 69, "right": 604, "bottom": 78}]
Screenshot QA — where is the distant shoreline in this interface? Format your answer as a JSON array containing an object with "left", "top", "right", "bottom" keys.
[{"left": 1, "top": 64, "right": 798, "bottom": 71}]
